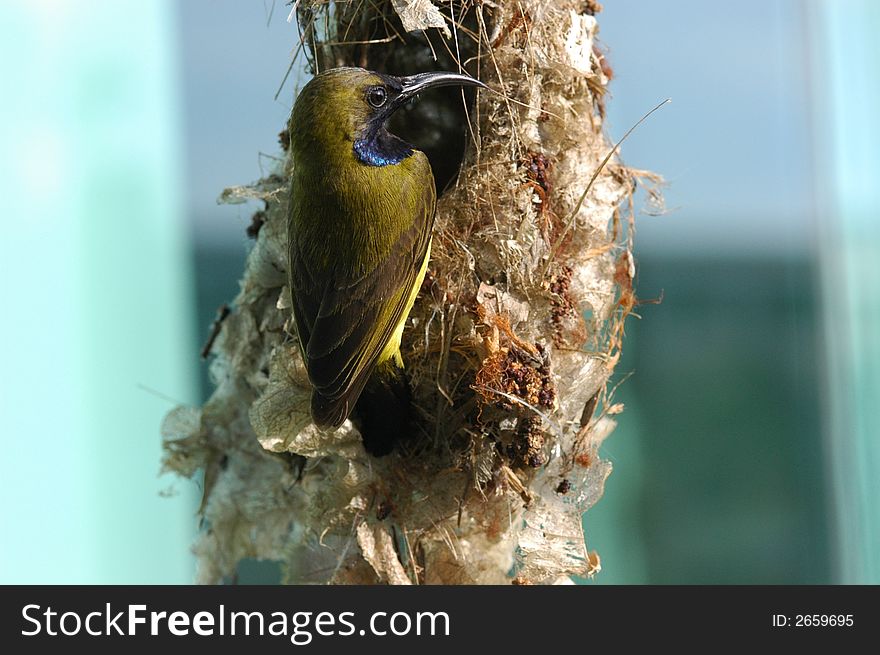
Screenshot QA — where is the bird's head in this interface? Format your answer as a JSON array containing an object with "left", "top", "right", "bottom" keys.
[{"left": 289, "top": 67, "right": 486, "bottom": 168}]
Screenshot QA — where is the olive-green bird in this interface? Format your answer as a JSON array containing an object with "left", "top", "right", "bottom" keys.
[{"left": 286, "top": 67, "right": 485, "bottom": 448}]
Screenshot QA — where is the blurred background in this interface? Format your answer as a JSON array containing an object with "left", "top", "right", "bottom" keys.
[{"left": 1, "top": 0, "right": 877, "bottom": 584}]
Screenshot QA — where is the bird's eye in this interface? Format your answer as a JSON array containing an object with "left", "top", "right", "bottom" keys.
[{"left": 367, "top": 86, "right": 387, "bottom": 108}]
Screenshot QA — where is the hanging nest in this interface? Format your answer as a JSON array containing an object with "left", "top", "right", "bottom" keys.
[{"left": 162, "top": 0, "right": 657, "bottom": 584}]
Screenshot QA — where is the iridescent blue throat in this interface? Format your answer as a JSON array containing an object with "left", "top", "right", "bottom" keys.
[{"left": 353, "top": 124, "right": 413, "bottom": 167}]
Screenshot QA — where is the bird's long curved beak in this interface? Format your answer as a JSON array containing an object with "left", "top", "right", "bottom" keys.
[{"left": 397, "top": 71, "right": 487, "bottom": 102}]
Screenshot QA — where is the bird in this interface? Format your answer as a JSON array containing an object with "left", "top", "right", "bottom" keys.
[{"left": 286, "top": 67, "right": 486, "bottom": 454}]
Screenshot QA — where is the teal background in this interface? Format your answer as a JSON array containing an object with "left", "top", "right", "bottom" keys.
[
  {"left": 1, "top": 1, "right": 877, "bottom": 584},
  {"left": 0, "top": 1, "right": 196, "bottom": 583}
]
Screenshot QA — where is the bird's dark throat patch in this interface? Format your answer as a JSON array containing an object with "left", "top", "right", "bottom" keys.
[{"left": 353, "top": 122, "right": 413, "bottom": 167}]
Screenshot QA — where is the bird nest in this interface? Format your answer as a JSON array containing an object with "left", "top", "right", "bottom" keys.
[{"left": 162, "top": 0, "right": 656, "bottom": 584}]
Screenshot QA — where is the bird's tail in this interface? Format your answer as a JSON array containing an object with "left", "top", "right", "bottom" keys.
[{"left": 351, "top": 361, "right": 413, "bottom": 456}]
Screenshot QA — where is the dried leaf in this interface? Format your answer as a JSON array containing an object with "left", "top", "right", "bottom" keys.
[{"left": 391, "top": 0, "right": 451, "bottom": 38}]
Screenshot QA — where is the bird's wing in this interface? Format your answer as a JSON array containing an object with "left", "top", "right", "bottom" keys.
[{"left": 289, "top": 179, "right": 435, "bottom": 428}]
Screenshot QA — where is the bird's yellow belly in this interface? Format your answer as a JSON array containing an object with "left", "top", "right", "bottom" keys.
[{"left": 376, "top": 238, "right": 432, "bottom": 369}]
